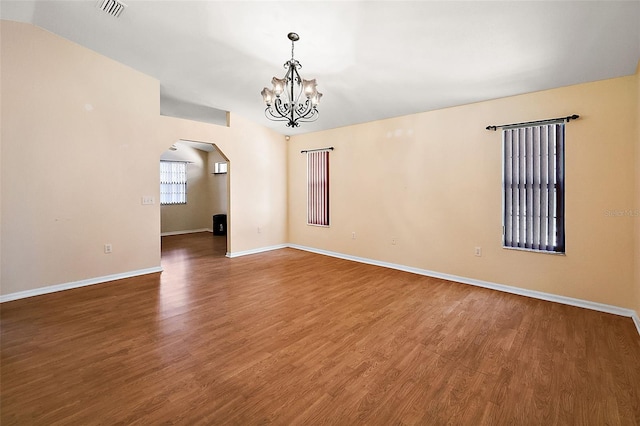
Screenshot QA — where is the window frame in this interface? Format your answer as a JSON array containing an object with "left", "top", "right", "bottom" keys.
[{"left": 501, "top": 123, "right": 565, "bottom": 254}]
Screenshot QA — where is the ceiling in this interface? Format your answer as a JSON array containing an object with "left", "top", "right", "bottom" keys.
[
  {"left": 2, "top": 1, "right": 639, "bottom": 135},
  {"left": 160, "top": 141, "right": 216, "bottom": 163}
]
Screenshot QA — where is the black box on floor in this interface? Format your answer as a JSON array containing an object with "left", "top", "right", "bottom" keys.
[{"left": 213, "top": 214, "right": 227, "bottom": 236}]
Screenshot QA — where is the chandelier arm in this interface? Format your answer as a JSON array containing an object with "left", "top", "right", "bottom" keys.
[
  {"left": 280, "top": 63, "right": 296, "bottom": 117},
  {"left": 295, "top": 110, "right": 320, "bottom": 124},
  {"left": 295, "top": 99, "right": 316, "bottom": 118},
  {"left": 290, "top": 61, "right": 302, "bottom": 80},
  {"left": 273, "top": 98, "right": 291, "bottom": 118},
  {"left": 283, "top": 62, "right": 294, "bottom": 79},
  {"left": 297, "top": 105, "right": 319, "bottom": 122},
  {"left": 279, "top": 65, "right": 294, "bottom": 110},
  {"left": 290, "top": 66, "right": 306, "bottom": 109},
  {"left": 295, "top": 104, "right": 311, "bottom": 118},
  {"left": 265, "top": 107, "right": 293, "bottom": 123},
  {"left": 289, "top": 70, "right": 295, "bottom": 127},
  {"left": 266, "top": 105, "right": 318, "bottom": 126},
  {"left": 287, "top": 63, "right": 305, "bottom": 127}
]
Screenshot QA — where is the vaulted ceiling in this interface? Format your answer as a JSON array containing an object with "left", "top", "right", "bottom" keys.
[{"left": 2, "top": 1, "right": 639, "bottom": 135}]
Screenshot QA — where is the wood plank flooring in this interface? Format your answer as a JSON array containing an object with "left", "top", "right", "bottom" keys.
[{"left": 1, "top": 232, "right": 639, "bottom": 425}]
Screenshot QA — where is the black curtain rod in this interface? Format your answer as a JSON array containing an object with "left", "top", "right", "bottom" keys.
[
  {"left": 300, "top": 147, "right": 334, "bottom": 153},
  {"left": 486, "top": 114, "right": 579, "bottom": 131}
]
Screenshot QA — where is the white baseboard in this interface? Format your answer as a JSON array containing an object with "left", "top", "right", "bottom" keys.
[
  {"left": 161, "top": 228, "right": 212, "bottom": 236},
  {"left": 0, "top": 266, "right": 163, "bottom": 303},
  {"left": 3, "top": 243, "right": 639, "bottom": 338},
  {"left": 288, "top": 244, "right": 640, "bottom": 336},
  {"left": 226, "top": 244, "right": 288, "bottom": 258}
]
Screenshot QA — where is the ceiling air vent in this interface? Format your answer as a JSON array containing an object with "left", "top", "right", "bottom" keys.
[{"left": 97, "top": 0, "right": 127, "bottom": 18}]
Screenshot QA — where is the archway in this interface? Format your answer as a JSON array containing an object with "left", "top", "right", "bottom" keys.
[{"left": 159, "top": 140, "right": 230, "bottom": 256}]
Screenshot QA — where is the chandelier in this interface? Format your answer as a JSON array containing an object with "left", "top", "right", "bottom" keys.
[{"left": 261, "top": 32, "right": 322, "bottom": 127}]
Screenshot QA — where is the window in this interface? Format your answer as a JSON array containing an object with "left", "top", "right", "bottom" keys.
[
  {"left": 213, "top": 162, "right": 228, "bottom": 174},
  {"left": 307, "top": 150, "right": 330, "bottom": 226},
  {"left": 503, "top": 123, "right": 565, "bottom": 253},
  {"left": 160, "top": 161, "right": 187, "bottom": 205}
]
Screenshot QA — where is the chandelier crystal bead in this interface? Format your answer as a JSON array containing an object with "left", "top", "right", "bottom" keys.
[{"left": 261, "top": 32, "right": 322, "bottom": 128}]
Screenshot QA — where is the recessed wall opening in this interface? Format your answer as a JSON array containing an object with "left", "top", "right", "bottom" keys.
[{"left": 159, "top": 140, "right": 230, "bottom": 257}]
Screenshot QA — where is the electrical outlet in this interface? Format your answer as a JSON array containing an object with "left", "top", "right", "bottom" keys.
[
  {"left": 474, "top": 246, "right": 482, "bottom": 257},
  {"left": 391, "top": 238, "right": 397, "bottom": 245},
  {"left": 352, "top": 232, "right": 356, "bottom": 240},
  {"left": 104, "top": 244, "right": 113, "bottom": 254}
]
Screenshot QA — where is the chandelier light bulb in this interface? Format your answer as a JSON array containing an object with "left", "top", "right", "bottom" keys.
[
  {"left": 260, "top": 87, "right": 274, "bottom": 105},
  {"left": 302, "top": 79, "right": 317, "bottom": 97},
  {"left": 271, "top": 77, "right": 287, "bottom": 96},
  {"left": 311, "top": 91, "right": 323, "bottom": 106}
]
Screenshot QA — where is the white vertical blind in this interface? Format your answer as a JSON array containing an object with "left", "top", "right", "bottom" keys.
[
  {"left": 307, "top": 151, "right": 329, "bottom": 226},
  {"left": 160, "top": 161, "right": 187, "bottom": 205},
  {"left": 503, "top": 123, "right": 565, "bottom": 253}
]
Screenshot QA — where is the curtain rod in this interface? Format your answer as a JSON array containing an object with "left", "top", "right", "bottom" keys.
[
  {"left": 300, "top": 147, "right": 334, "bottom": 153},
  {"left": 486, "top": 114, "right": 579, "bottom": 131}
]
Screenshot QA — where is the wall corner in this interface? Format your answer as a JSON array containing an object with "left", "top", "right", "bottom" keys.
[{"left": 634, "top": 61, "right": 640, "bottom": 325}]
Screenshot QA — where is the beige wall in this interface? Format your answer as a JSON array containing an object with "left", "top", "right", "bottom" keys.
[
  {"left": 1, "top": 20, "right": 161, "bottom": 295},
  {"left": 208, "top": 149, "right": 228, "bottom": 217},
  {"left": 158, "top": 113, "right": 288, "bottom": 254},
  {"left": 289, "top": 75, "right": 638, "bottom": 310},
  {"left": 0, "top": 21, "right": 287, "bottom": 296},
  {"left": 635, "top": 65, "right": 640, "bottom": 318}
]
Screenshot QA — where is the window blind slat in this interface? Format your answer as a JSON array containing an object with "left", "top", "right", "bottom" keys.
[
  {"left": 554, "top": 124, "right": 565, "bottom": 252},
  {"left": 546, "top": 126, "right": 556, "bottom": 251},
  {"left": 511, "top": 130, "right": 518, "bottom": 247},
  {"left": 540, "top": 127, "right": 549, "bottom": 249},
  {"left": 518, "top": 129, "right": 526, "bottom": 248},
  {"left": 532, "top": 126, "right": 541, "bottom": 250},
  {"left": 503, "top": 131, "right": 513, "bottom": 246},
  {"left": 525, "top": 127, "right": 534, "bottom": 248}
]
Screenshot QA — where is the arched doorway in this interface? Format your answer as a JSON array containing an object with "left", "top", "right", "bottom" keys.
[{"left": 159, "top": 140, "right": 230, "bottom": 256}]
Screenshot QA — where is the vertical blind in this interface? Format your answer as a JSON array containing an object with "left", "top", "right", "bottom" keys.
[
  {"left": 307, "top": 150, "right": 330, "bottom": 226},
  {"left": 503, "top": 123, "right": 565, "bottom": 253},
  {"left": 160, "top": 161, "right": 187, "bottom": 205}
]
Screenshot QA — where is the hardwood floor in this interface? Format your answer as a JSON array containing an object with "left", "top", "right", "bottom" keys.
[{"left": 2, "top": 232, "right": 639, "bottom": 425}]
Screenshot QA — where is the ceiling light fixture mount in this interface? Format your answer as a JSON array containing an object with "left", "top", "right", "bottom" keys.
[{"left": 261, "top": 32, "right": 322, "bottom": 128}]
